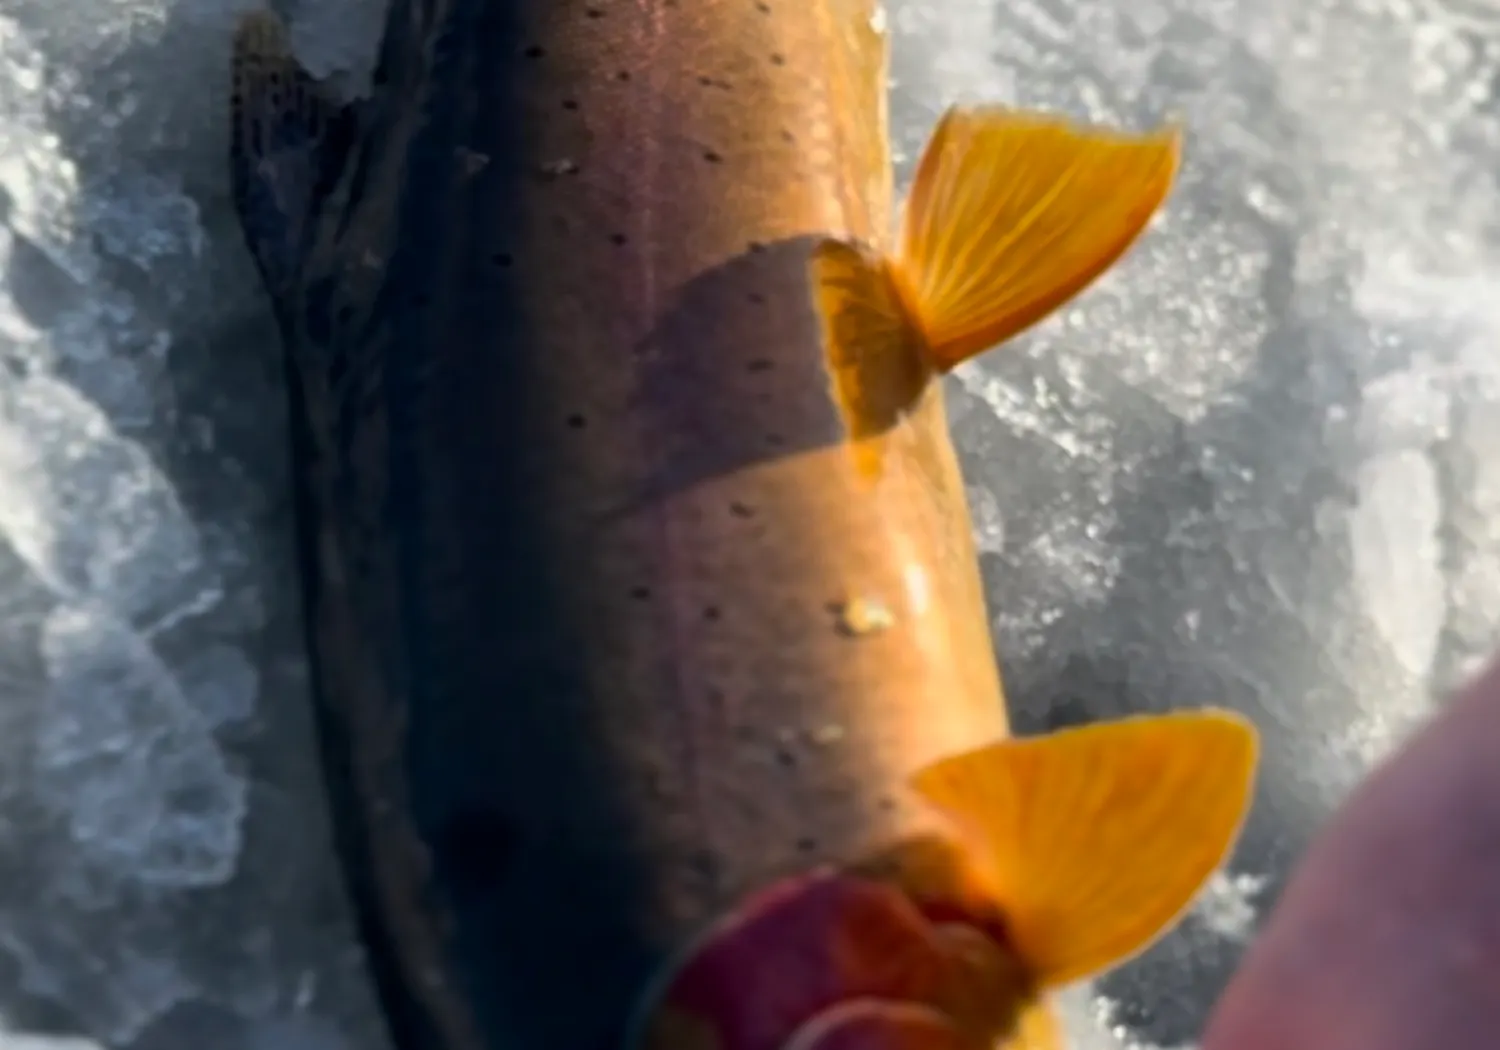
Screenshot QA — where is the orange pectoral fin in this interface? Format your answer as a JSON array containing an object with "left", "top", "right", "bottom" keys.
[
  {"left": 810, "top": 238, "right": 932, "bottom": 479},
  {"left": 891, "top": 106, "right": 1181, "bottom": 372},
  {"left": 908, "top": 710, "right": 1259, "bottom": 987}
]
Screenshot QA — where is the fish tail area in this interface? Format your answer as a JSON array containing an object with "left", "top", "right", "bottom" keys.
[
  {"left": 908, "top": 710, "right": 1259, "bottom": 988},
  {"left": 810, "top": 239, "right": 932, "bottom": 476},
  {"left": 889, "top": 106, "right": 1181, "bottom": 372},
  {"left": 229, "top": 9, "right": 353, "bottom": 291}
]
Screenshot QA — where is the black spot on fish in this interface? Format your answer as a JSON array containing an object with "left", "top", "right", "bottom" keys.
[
  {"left": 630, "top": 585, "right": 651, "bottom": 601},
  {"left": 797, "top": 836, "right": 817, "bottom": 854},
  {"left": 702, "top": 149, "right": 723, "bottom": 164},
  {"left": 585, "top": 6, "right": 605, "bottom": 17},
  {"left": 523, "top": 44, "right": 546, "bottom": 58},
  {"left": 702, "top": 605, "right": 722, "bottom": 622},
  {"left": 747, "top": 240, "right": 766, "bottom": 253},
  {"left": 561, "top": 98, "right": 579, "bottom": 111},
  {"left": 610, "top": 232, "right": 629, "bottom": 246},
  {"left": 775, "top": 746, "right": 797, "bottom": 768},
  {"left": 755, "top": 0, "right": 771, "bottom": 11},
  {"left": 566, "top": 413, "right": 587, "bottom": 429},
  {"left": 745, "top": 357, "right": 772, "bottom": 372},
  {"left": 615, "top": 70, "right": 631, "bottom": 82},
  {"left": 746, "top": 291, "right": 766, "bottom": 306},
  {"left": 781, "top": 129, "right": 796, "bottom": 144},
  {"left": 728, "top": 501, "right": 754, "bottom": 518},
  {"left": 769, "top": 52, "right": 786, "bottom": 66}
]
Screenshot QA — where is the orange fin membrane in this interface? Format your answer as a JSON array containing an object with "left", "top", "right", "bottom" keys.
[
  {"left": 810, "top": 239, "right": 931, "bottom": 477},
  {"left": 909, "top": 710, "right": 1258, "bottom": 987},
  {"left": 811, "top": 107, "right": 1180, "bottom": 465},
  {"left": 892, "top": 106, "right": 1181, "bottom": 372},
  {"left": 230, "top": 9, "right": 355, "bottom": 292}
]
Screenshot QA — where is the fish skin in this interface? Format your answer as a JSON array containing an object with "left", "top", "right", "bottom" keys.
[{"left": 231, "top": 2, "right": 1009, "bottom": 1048}]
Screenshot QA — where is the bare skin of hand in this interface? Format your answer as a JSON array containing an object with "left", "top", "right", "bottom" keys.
[{"left": 1201, "top": 656, "right": 1500, "bottom": 1050}]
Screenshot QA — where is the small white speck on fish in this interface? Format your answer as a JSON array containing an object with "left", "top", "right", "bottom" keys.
[
  {"left": 810, "top": 723, "right": 845, "bottom": 746},
  {"left": 540, "top": 158, "right": 579, "bottom": 177},
  {"left": 833, "top": 596, "right": 895, "bottom": 637}
]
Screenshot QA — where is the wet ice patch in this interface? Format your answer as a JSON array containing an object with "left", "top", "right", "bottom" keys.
[
  {"left": 0, "top": 0, "right": 328, "bottom": 1043},
  {"left": 35, "top": 603, "right": 245, "bottom": 888},
  {"left": 0, "top": 371, "right": 219, "bottom": 629}
]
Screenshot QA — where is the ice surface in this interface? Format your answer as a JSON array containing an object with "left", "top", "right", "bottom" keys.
[
  {"left": 888, "top": 0, "right": 1500, "bottom": 1044},
  {"left": 0, "top": 0, "right": 1495, "bottom": 1046},
  {"left": 0, "top": 0, "right": 385, "bottom": 1046}
]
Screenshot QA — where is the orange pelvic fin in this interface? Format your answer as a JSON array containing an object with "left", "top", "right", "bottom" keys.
[{"left": 909, "top": 710, "right": 1259, "bottom": 988}]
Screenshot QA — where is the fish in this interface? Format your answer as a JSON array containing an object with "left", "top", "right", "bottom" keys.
[{"left": 227, "top": 1, "right": 1259, "bottom": 1048}]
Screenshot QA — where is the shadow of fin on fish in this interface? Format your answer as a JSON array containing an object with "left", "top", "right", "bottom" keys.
[
  {"left": 229, "top": 9, "right": 357, "bottom": 294},
  {"left": 813, "top": 107, "right": 1181, "bottom": 468}
]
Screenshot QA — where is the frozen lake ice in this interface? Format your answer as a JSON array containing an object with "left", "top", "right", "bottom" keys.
[{"left": 0, "top": 0, "right": 1497, "bottom": 1046}]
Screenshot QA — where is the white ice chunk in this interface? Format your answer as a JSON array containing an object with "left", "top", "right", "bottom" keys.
[
  {"left": 1348, "top": 449, "right": 1444, "bottom": 677},
  {"left": 0, "top": 1015, "right": 105, "bottom": 1050},
  {"left": 0, "top": 1037, "right": 103, "bottom": 1050},
  {"left": 1192, "top": 870, "right": 1269, "bottom": 943},
  {"left": 966, "top": 483, "right": 1006, "bottom": 556},
  {"left": 35, "top": 602, "right": 246, "bottom": 889},
  {"left": 0, "top": 370, "right": 221, "bottom": 630},
  {"left": 0, "top": 918, "right": 193, "bottom": 1045}
]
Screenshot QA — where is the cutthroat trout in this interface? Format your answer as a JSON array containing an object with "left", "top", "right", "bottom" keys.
[{"left": 228, "top": 1, "right": 1259, "bottom": 1048}]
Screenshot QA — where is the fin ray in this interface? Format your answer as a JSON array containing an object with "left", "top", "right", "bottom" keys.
[
  {"left": 810, "top": 238, "right": 931, "bottom": 477},
  {"left": 892, "top": 106, "right": 1181, "bottom": 371},
  {"left": 909, "top": 711, "right": 1258, "bottom": 987}
]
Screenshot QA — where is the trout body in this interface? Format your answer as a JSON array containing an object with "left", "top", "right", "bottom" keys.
[{"left": 229, "top": 2, "right": 1256, "bottom": 1048}]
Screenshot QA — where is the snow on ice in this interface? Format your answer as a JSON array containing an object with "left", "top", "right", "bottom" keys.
[{"left": 0, "top": 0, "right": 1495, "bottom": 1047}]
